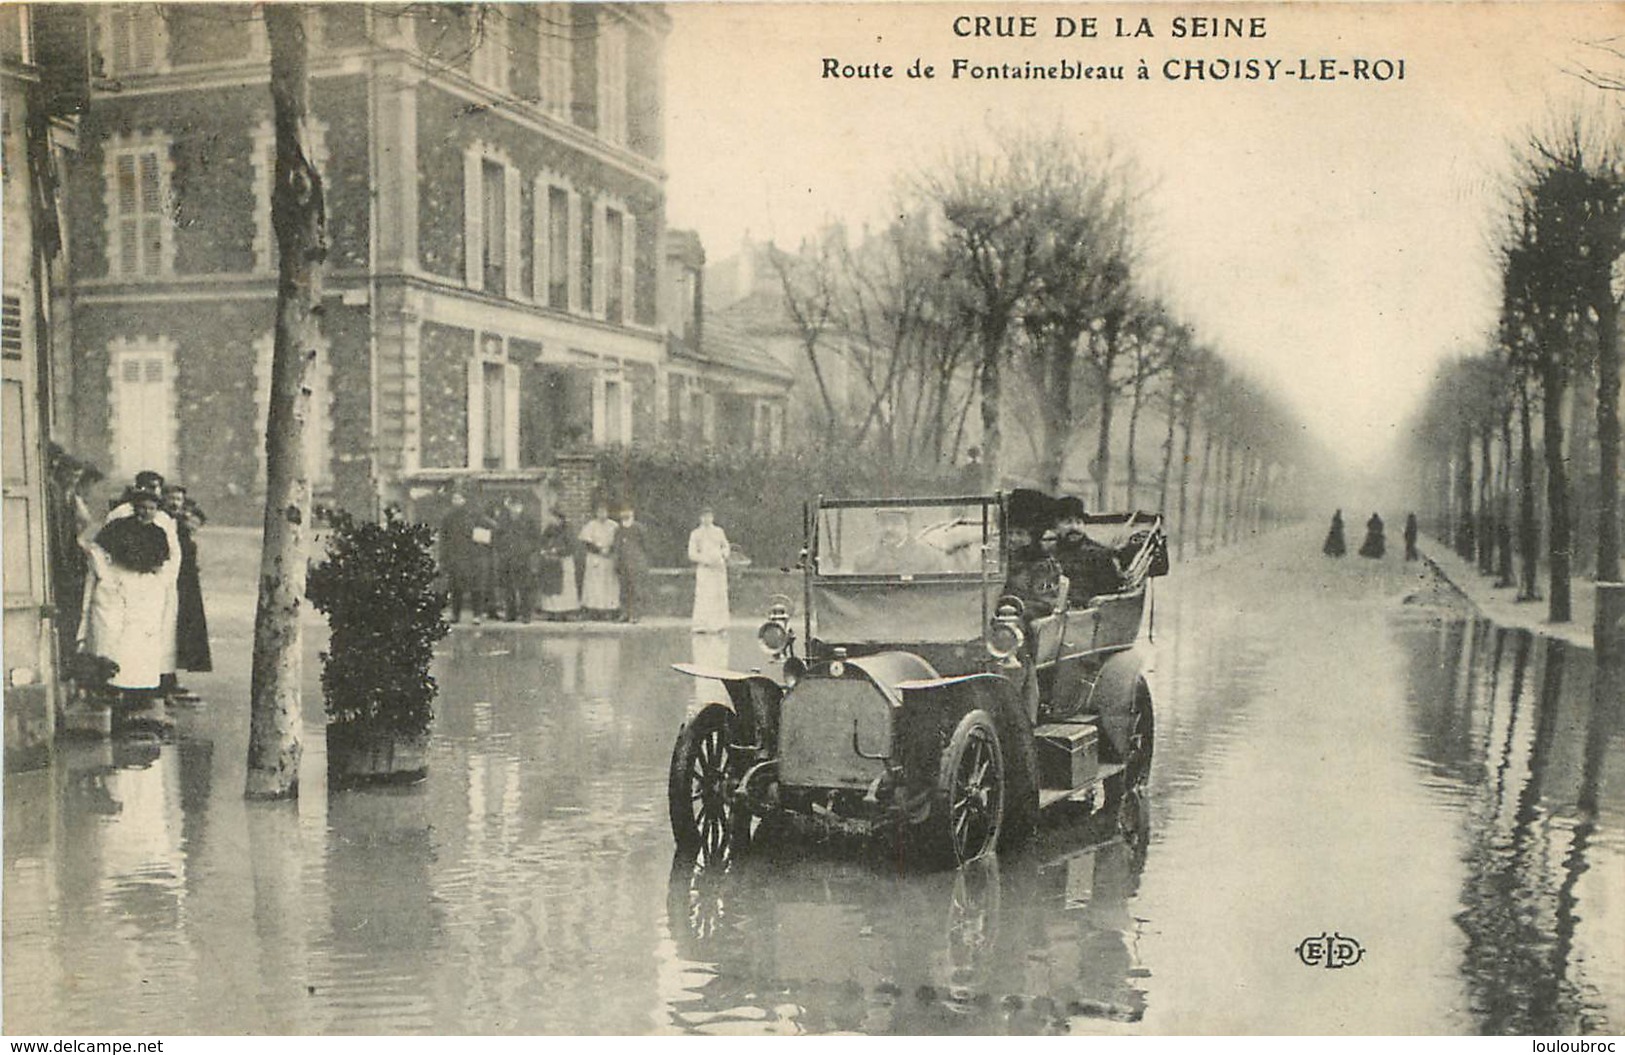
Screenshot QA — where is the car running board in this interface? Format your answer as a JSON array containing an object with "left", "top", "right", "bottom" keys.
[{"left": 1037, "top": 763, "right": 1126, "bottom": 810}]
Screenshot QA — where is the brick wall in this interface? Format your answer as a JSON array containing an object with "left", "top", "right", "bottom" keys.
[
  {"left": 420, "top": 321, "right": 473, "bottom": 469},
  {"left": 69, "top": 75, "right": 370, "bottom": 281},
  {"left": 74, "top": 295, "right": 374, "bottom": 525},
  {"left": 553, "top": 453, "right": 601, "bottom": 533}
]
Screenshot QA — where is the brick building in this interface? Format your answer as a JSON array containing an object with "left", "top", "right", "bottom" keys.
[{"left": 59, "top": 3, "right": 789, "bottom": 525}]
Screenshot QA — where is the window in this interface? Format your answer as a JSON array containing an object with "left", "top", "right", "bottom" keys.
[
  {"left": 101, "top": 5, "right": 166, "bottom": 77},
  {"left": 108, "top": 338, "right": 176, "bottom": 480},
  {"left": 538, "top": 4, "right": 572, "bottom": 119},
  {"left": 537, "top": 182, "right": 573, "bottom": 309},
  {"left": 467, "top": 336, "right": 519, "bottom": 469},
  {"left": 481, "top": 159, "right": 506, "bottom": 294},
  {"left": 464, "top": 146, "right": 521, "bottom": 298},
  {"left": 253, "top": 332, "right": 332, "bottom": 488},
  {"left": 596, "top": 16, "right": 627, "bottom": 145},
  {"left": 1, "top": 293, "right": 22, "bottom": 361},
  {"left": 604, "top": 209, "right": 625, "bottom": 323},
  {"left": 595, "top": 371, "right": 631, "bottom": 447},
  {"left": 591, "top": 199, "right": 636, "bottom": 322},
  {"left": 470, "top": 4, "right": 510, "bottom": 92},
  {"left": 104, "top": 134, "right": 172, "bottom": 277},
  {"left": 252, "top": 117, "right": 329, "bottom": 273}
]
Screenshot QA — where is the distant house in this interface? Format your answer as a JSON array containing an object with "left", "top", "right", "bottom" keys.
[{"left": 57, "top": 3, "right": 787, "bottom": 525}]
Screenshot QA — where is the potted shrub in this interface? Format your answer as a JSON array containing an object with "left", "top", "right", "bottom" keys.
[{"left": 307, "top": 506, "right": 449, "bottom": 789}]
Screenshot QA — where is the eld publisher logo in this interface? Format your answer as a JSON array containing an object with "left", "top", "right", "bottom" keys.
[{"left": 1296, "top": 932, "right": 1364, "bottom": 969}]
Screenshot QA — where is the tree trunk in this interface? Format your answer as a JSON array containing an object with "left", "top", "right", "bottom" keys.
[
  {"left": 1193, "top": 427, "right": 1214, "bottom": 554},
  {"left": 1499, "top": 407, "right": 1515, "bottom": 587},
  {"left": 1176, "top": 403, "right": 1196, "bottom": 559},
  {"left": 1125, "top": 382, "right": 1144, "bottom": 509},
  {"left": 1542, "top": 359, "right": 1572, "bottom": 622},
  {"left": 1040, "top": 327, "right": 1080, "bottom": 493},
  {"left": 1519, "top": 376, "right": 1541, "bottom": 601},
  {"left": 979, "top": 323, "right": 1005, "bottom": 491},
  {"left": 247, "top": 5, "right": 326, "bottom": 800},
  {"left": 1454, "top": 426, "right": 1475, "bottom": 560},
  {"left": 1094, "top": 369, "right": 1115, "bottom": 509},
  {"left": 1157, "top": 389, "right": 1178, "bottom": 517},
  {"left": 1478, "top": 425, "right": 1495, "bottom": 575},
  {"left": 1596, "top": 293, "right": 1621, "bottom": 584}
]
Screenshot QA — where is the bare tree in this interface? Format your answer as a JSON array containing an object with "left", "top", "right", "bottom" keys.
[
  {"left": 925, "top": 137, "right": 1052, "bottom": 490},
  {"left": 247, "top": 4, "right": 326, "bottom": 799}
]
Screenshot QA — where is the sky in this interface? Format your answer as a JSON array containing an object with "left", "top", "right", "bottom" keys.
[{"left": 661, "top": 2, "right": 1623, "bottom": 473}]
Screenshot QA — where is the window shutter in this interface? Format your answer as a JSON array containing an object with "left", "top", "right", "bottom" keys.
[
  {"left": 504, "top": 165, "right": 522, "bottom": 300},
  {"left": 531, "top": 176, "right": 547, "bottom": 302},
  {"left": 116, "top": 154, "right": 137, "bottom": 214},
  {"left": 566, "top": 189, "right": 582, "bottom": 312},
  {"left": 591, "top": 202, "right": 607, "bottom": 319},
  {"left": 503, "top": 362, "right": 521, "bottom": 468},
  {"left": 622, "top": 212, "right": 637, "bottom": 325},
  {"left": 109, "top": 10, "right": 131, "bottom": 73},
  {"left": 463, "top": 150, "right": 483, "bottom": 289},
  {"left": 465, "top": 358, "right": 484, "bottom": 468},
  {"left": 131, "top": 8, "right": 156, "bottom": 69}
]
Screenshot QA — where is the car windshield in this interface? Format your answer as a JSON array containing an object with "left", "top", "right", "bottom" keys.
[{"left": 815, "top": 501, "right": 996, "bottom": 577}]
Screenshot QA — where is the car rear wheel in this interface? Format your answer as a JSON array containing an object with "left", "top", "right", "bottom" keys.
[
  {"left": 669, "top": 704, "right": 749, "bottom": 857},
  {"left": 930, "top": 709, "right": 1005, "bottom": 865},
  {"left": 1123, "top": 687, "right": 1154, "bottom": 790}
]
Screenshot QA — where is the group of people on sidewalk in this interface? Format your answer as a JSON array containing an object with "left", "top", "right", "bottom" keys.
[
  {"left": 438, "top": 493, "right": 734, "bottom": 631},
  {"left": 50, "top": 458, "right": 214, "bottom": 706},
  {"left": 1323, "top": 509, "right": 1421, "bottom": 562}
]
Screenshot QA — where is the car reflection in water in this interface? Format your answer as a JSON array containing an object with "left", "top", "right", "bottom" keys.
[{"left": 662, "top": 794, "right": 1151, "bottom": 1035}]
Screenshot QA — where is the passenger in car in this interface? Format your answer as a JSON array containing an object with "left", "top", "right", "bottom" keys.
[
  {"left": 851, "top": 509, "right": 951, "bottom": 574},
  {"left": 1003, "top": 522, "right": 1064, "bottom": 618},
  {"left": 1053, "top": 496, "right": 1124, "bottom": 605}
]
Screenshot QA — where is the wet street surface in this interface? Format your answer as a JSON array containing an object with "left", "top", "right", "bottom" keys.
[{"left": 5, "top": 524, "right": 1623, "bottom": 1034}]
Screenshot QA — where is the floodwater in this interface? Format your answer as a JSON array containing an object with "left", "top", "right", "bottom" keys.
[{"left": 4, "top": 527, "right": 1622, "bottom": 1034}]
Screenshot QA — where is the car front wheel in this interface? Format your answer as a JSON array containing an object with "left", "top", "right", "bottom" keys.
[
  {"left": 668, "top": 704, "right": 749, "bottom": 858},
  {"left": 929, "top": 708, "right": 1005, "bottom": 865}
]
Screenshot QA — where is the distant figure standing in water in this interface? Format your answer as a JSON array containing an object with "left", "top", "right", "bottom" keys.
[
  {"left": 1404, "top": 513, "right": 1420, "bottom": 562},
  {"left": 1323, "top": 510, "right": 1347, "bottom": 557},
  {"left": 1359, "top": 512, "right": 1386, "bottom": 559},
  {"left": 688, "top": 506, "right": 731, "bottom": 633}
]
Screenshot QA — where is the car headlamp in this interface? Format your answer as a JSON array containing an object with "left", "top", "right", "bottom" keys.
[
  {"left": 829, "top": 646, "right": 848, "bottom": 679},
  {"left": 985, "top": 618, "right": 1024, "bottom": 660},
  {"left": 757, "top": 619, "right": 791, "bottom": 654}
]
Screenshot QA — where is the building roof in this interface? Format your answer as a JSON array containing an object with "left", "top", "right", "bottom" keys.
[{"left": 668, "top": 318, "right": 793, "bottom": 387}]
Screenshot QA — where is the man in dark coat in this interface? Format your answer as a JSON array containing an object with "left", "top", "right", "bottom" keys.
[
  {"left": 439, "top": 491, "right": 493, "bottom": 624},
  {"left": 162, "top": 484, "right": 211, "bottom": 691},
  {"left": 615, "top": 507, "right": 651, "bottom": 623},
  {"left": 1052, "top": 495, "right": 1124, "bottom": 605},
  {"left": 1323, "top": 510, "right": 1347, "bottom": 557},
  {"left": 493, "top": 494, "right": 542, "bottom": 622},
  {"left": 1404, "top": 513, "right": 1420, "bottom": 562}
]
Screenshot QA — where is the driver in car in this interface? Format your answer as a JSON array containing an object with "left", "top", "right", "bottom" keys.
[{"left": 851, "top": 509, "right": 950, "bottom": 574}]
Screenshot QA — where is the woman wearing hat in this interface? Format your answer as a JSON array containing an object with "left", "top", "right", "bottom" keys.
[{"left": 78, "top": 488, "right": 179, "bottom": 697}]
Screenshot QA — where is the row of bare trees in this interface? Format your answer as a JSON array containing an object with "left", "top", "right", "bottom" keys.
[
  {"left": 1407, "top": 117, "right": 1624, "bottom": 624},
  {"left": 769, "top": 131, "right": 1314, "bottom": 552}
]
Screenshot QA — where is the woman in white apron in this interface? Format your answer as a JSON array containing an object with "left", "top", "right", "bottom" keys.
[
  {"left": 78, "top": 489, "right": 178, "bottom": 696},
  {"left": 688, "top": 507, "right": 731, "bottom": 633},
  {"left": 577, "top": 503, "right": 620, "bottom": 618}
]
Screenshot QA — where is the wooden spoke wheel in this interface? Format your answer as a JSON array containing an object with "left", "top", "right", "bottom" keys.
[
  {"left": 931, "top": 709, "right": 1005, "bottom": 865},
  {"left": 669, "top": 704, "right": 749, "bottom": 857}
]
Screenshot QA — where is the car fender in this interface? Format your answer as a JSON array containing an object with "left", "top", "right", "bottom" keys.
[
  {"left": 671, "top": 663, "right": 784, "bottom": 745},
  {"left": 895, "top": 671, "right": 1039, "bottom": 832},
  {"left": 1088, "top": 647, "right": 1153, "bottom": 760}
]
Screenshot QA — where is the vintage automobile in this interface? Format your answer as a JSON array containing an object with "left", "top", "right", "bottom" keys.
[{"left": 667, "top": 492, "right": 1167, "bottom": 866}]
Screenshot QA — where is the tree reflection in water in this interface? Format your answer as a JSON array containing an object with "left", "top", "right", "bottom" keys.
[{"left": 1402, "top": 620, "right": 1625, "bottom": 1034}]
